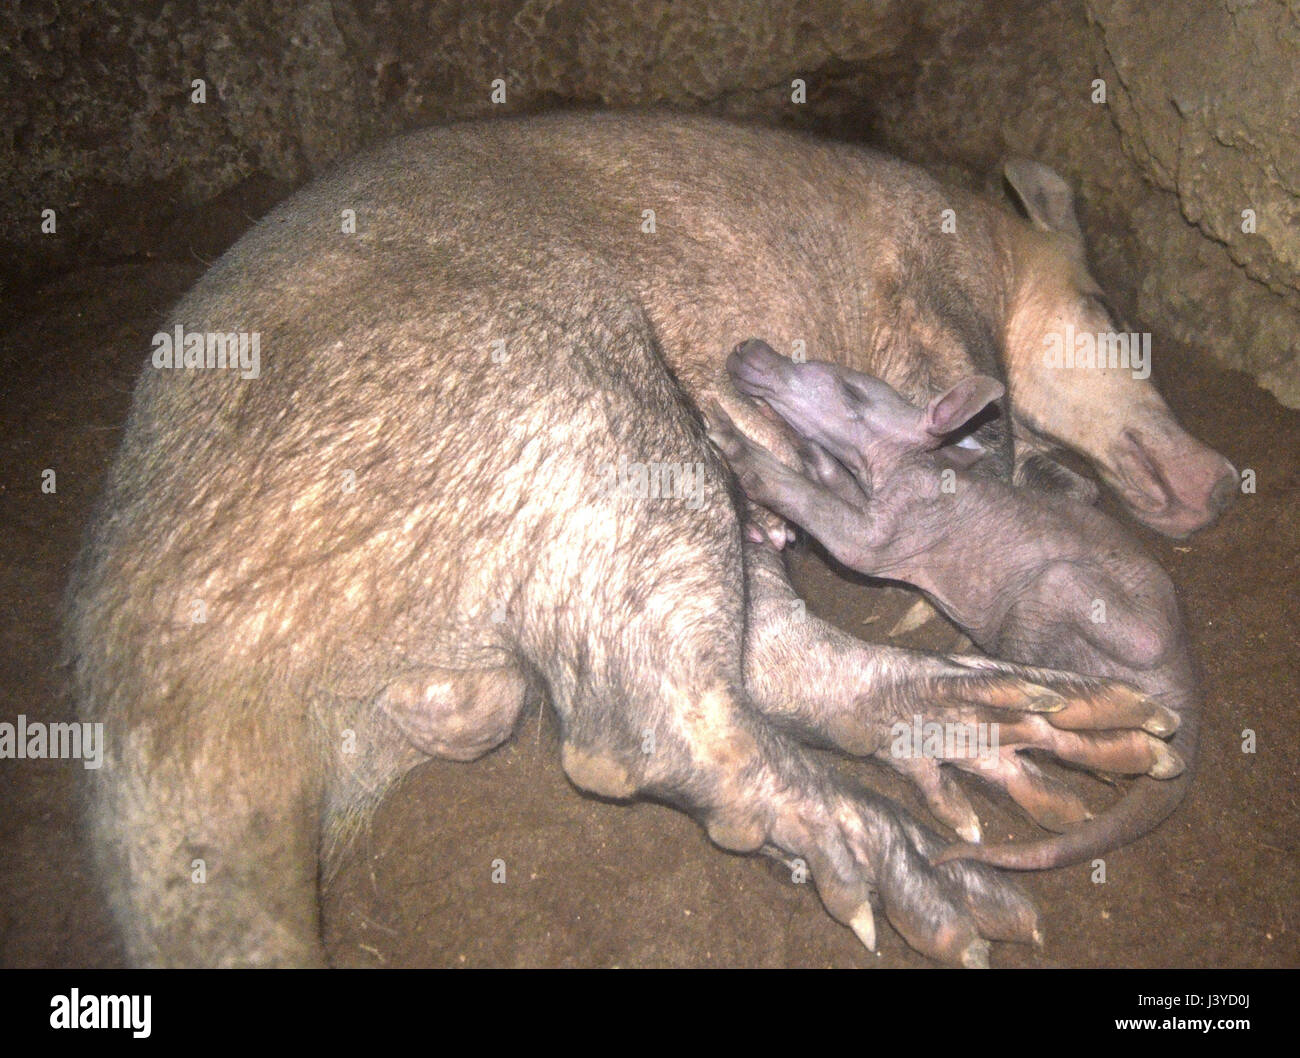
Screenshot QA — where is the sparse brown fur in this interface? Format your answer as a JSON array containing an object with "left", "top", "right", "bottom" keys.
[{"left": 66, "top": 111, "right": 1222, "bottom": 965}]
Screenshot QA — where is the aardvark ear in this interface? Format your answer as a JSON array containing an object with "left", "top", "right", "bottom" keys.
[
  {"left": 923, "top": 376, "right": 1005, "bottom": 439},
  {"left": 1003, "top": 157, "right": 1084, "bottom": 242}
]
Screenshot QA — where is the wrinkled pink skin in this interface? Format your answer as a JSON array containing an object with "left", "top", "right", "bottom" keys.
[
  {"left": 1104, "top": 420, "right": 1238, "bottom": 539},
  {"left": 1024, "top": 352, "right": 1239, "bottom": 540},
  {"left": 1002, "top": 313, "right": 1240, "bottom": 539},
  {"left": 722, "top": 340, "right": 1199, "bottom": 869}
]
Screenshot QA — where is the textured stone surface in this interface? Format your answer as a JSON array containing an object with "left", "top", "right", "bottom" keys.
[
  {"left": 0, "top": 0, "right": 917, "bottom": 276},
  {"left": 2, "top": 0, "right": 1296, "bottom": 401},
  {"left": 1086, "top": 0, "right": 1300, "bottom": 404},
  {"left": 1090, "top": 0, "right": 1300, "bottom": 294},
  {"left": 2, "top": 2, "right": 362, "bottom": 265}
]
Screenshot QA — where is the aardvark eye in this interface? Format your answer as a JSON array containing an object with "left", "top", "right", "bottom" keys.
[{"left": 837, "top": 377, "right": 871, "bottom": 413}]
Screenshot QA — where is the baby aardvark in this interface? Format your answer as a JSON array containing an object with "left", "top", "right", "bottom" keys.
[{"left": 713, "top": 339, "right": 1198, "bottom": 869}]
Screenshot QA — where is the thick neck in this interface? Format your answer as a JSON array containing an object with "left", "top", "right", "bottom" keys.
[{"left": 865, "top": 461, "right": 1037, "bottom": 646}]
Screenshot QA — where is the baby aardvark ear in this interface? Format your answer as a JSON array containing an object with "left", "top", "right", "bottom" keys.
[{"left": 923, "top": 376, "right": 1005, "bottom": 439}]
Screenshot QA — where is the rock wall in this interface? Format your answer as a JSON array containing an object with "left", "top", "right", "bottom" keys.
[
  {"left": 2, "top": 0, "right": 1295, "bottom": 402},
  {"left": 1087, "top": 0, "right": 1300, "bottom": 407}
]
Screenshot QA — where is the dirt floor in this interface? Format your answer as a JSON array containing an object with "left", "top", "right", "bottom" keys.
[{"left": 1, "top": 181, "right": 1296, "bottom": 969}]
